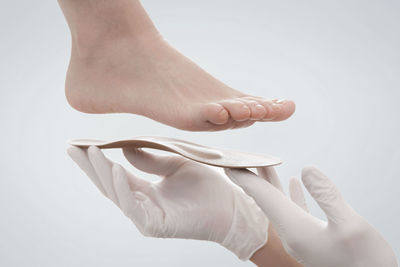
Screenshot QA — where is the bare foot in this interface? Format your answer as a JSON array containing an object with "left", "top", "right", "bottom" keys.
[{"left": 60, "top": 0, "right": 295, "bottom": 131}]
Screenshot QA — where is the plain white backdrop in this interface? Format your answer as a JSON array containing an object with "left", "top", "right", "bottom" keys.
[{"left": 0, "top": 0, "right": 399, "bottom": 266}]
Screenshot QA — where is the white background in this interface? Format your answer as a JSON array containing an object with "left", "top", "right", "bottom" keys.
[{"left": 0, "top": 0, "right": 399, "bottom": 266}]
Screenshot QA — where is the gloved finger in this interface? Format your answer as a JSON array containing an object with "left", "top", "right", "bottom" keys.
[
  {"left": 301, "top": 166, "right": 351, "bottom": 224},
  {"left": 289, "top": 177, "right": 309, "bottom": 212},
  {"left": 88, "top": 146, "right": 119, "bottom": 205},
  {"left": 256, "top": 166, "right": 284, "bottom": 193},
  {"left": 123, "top": 147, "right": 186, "bottom": 177},
  {"left": 113, "top": 164, "right": 163, "bottom": 236},
  {"left": 67, "top": 146, "right": 107, "bottom": 196},
  {"left": 225, "top": 168, "right": 312, "bottom": 239}
]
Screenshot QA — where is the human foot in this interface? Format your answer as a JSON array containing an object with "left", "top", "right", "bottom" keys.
[{"left": 60, "top": 0, "right": 295, "bottom": 131}]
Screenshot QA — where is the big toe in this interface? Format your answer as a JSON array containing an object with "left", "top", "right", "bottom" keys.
[{"left": 266, "top": 99, "right": 296, "bottom": 121}]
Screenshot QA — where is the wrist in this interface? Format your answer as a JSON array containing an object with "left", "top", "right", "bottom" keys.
[{"left": 221, "top": 193, "right": 269, "bottom": 260}]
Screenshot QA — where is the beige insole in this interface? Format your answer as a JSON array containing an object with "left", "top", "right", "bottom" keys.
[{"left": 69, "top": 136, "right": 282, "bottom": 168}]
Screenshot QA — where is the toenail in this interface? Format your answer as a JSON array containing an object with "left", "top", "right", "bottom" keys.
[
  {"left": 255, "top": 104, "right": 265, "bottom": 111},
  {"left": 242, "top": 105, "right": 250, "bottom": 111},
  {"left": 274, "top": 99, "right": 286, "bottom": 104},
  {"left": 218, "top": 108, "right": 228, "bottom": 117}
]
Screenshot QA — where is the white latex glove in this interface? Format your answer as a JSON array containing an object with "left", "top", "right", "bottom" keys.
[
  {"left": 67, "top": 146, "right": 269, "bottom": 260},
  {"left": 225, "top": 166, "right": 398, "bottom": 267}
]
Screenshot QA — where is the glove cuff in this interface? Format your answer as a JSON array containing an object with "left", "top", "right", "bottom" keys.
[{"left": 221, "top": 193, "right": 269, "bottom": 261}]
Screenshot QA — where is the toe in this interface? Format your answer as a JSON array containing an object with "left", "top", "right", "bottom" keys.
[
  {"left": 238, "top": 99, "right": 267, "bottom": 120},
  {"left": 218, "top": 99, "right": 251, "bottom": 121},
  {"left": 203, "top": 103, "right": 229, "bottom": 125},
  {"left": 264, "top": 99, "right": 296, "bottom": 121},
  {"left": 243, "top": 97, "right": 296, "bottom": 121}
]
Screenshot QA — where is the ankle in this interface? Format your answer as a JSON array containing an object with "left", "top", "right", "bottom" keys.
[
  {"left": 60, "top": 0, "right": 160, "bottom": 58},
  {"left": 71, "top": 26, "right": 161, "bottom": 60}
]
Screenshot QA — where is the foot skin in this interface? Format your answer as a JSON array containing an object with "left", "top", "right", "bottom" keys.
[{"left": 65, "top": 35, "right": 295, "bottom": 131}]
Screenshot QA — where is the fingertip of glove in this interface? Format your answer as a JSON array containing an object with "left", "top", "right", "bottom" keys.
[
  {"left": 224, "top": 167, "right": 248, "bottom": 176},
  {"left": 224, "top": 168, "right": 260, "bottom": 191},
  {"left": 224, "top": 168, "right": 243, "bottom": 182},
  {"left": 66, "top": 146, "right": 76, "bottom": 156},
  {"left": 87, "top": 145, "right": 100, "bottom": 155},
  {"left": 67, "top": 145, "right": 83, "bottom": 160},
  {"left": 301, "top": 166, "right": 321, "bottom": 184},
  {"left": 289, "top": 176, "right": 301, "bottom": 188}
]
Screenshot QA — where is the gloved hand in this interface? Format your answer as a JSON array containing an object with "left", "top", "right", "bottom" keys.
[
  {"left": 67, "top": 146, "right": 269, "bottom": 260},
  {"left": 225, "top": 166, "right": 398, "bottom": 267}
]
